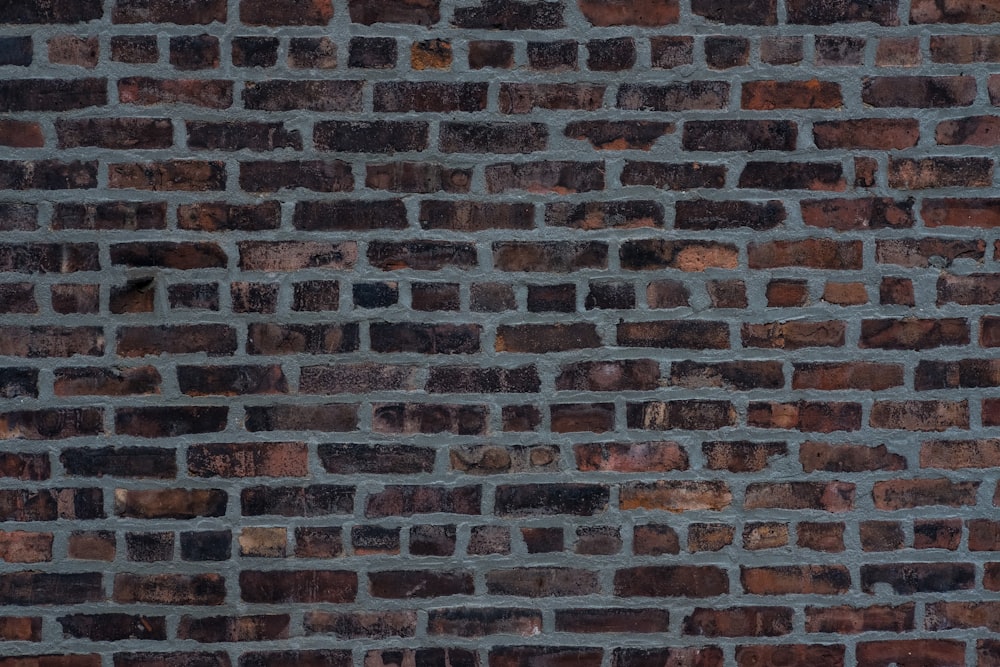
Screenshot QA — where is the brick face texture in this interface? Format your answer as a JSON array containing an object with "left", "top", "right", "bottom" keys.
[{"left": 2, "top": 0, "right": 1000, "bottom": 664}]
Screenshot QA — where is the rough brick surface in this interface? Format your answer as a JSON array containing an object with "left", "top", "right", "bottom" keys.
[{"left": 2, "top": 0, "right": 1000, "bottom": 663}]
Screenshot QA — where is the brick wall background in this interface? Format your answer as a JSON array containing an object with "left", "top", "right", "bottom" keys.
[{"left": 2, "top": 0, "right": 1000, "bottom": 665}]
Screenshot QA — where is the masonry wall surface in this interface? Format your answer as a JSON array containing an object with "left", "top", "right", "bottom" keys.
[{"left": 1, "top": 0, "right": 1000, "bottom": 665}]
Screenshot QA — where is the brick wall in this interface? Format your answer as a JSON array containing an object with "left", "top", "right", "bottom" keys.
[{"left": 2, "top": 0, "right": 1000, "bottom": 665}]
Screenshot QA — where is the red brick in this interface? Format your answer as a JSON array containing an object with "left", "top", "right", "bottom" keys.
[
  {"left": 745, "top": 481, "right": 855, "bottom": 511},
  {"left": 614, "top": 566, "right": 728, "bottom": 597},
  {"left": 683, "top": 607, "right": 792, "bottom": 636},
  {"left": 856, "top": 640, "right": 965, "bottom": 667}
]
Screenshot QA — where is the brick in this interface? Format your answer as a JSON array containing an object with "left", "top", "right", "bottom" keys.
[
  {"left": 857, "top": 520, "right": 902, "bottom": 550},
  {"left": 177, "top": 615, "right": 288, "bottom": 642},
  {"left": 61, "top": 446, "right": 175, "bottom": 478},
  {"left": 863, "top": 76, "right": 976, "bottom": 107},
  {"left": 588, "top": 37, "right": 636, "bottom": 70},
  {"left": 287, "top": 36, "right": 336, "bottom": 68},
  {"left": 873, "top": 478, "right": 978, "bottom": 509},
  {"left": 683, "top": 120, "right": 796, "bottom": 151},
  {"left": 923, "top": 198, "right": 1000, "bottom": 227},
  {"left": 0, "top": 37, "right": 33, "bottom": 66},
  {"left": 178, "top": 202, "right": 279, "bottom": 232},
  {"left": 0, "top": 409, "right": 104, "bottom": 440},
  {"left": 786, "top": 0, "right": 898, "bottom": 24},
  {"left": 857, "top": 640, "right": 965, "bottom": 667},
  {"left": 745, "top": 481, "right": 855, "bottom": 511},
  {"left": 683, "top": 607, "right": 792, "bottom": 637},
  {"left": 618, "top": 321, "right": 729, "bottom": 349},
  {"left": 650, "top": 36, "right": 694, "bottom": 67},
  {"left": 705, "top": 36, "right": 749, "bottom": 68},
  {"left": 0, "top": 243, "right": 99, "bottom": 275},
  {"left": 675, "top": 200, "right": 785, "bottom": 230},
  {"left": 761, "top": 36, "right": 803, "bottom": 64},
  {"left": 55, "top": 201, "right": 167, "bottom": 230},
  {"left": 578, "top": 0, "right": 677, "bottom": 25},
  {"left": 800, "top": 442, "right": 906, "bottom": 472},
  {"left": 240, "top": 241, "right": 356, "bottom": 271},
  {"left": 0, "top": 79, "right": 106, "bottom": 111},
  {"left": 374, "top": 82, "right": 486, "bottom": 112},
  {"left": 2, "top": 0, "right": 102, "bottom": 22},
  {"left": 813, "top": 119, "right": 919, "bottom": 149},
  {"left": 749, "top": 401, "right": 862, "bottom": 432},
  {"left": 742, "top": 80, "right": 841, "bottom": 109},
  {"left": 816, "top": 35, "right": 866, "bottom": 66},
  {"left": 232, "top": 36, "right": 277, "bottom": 66},
  {"left": 937, "top": 116, "right": 1000, "bottom": 146},
  {"left": 348, "top": 37, "right": 396, "bottom": 68},
  {"left": 0, "top": 452, "right": 49, "bottom": 479},
  {"left": 495, "top": 484, "right": 608, "bottom": 516},
  {"left": 621, "top": 481, "right": 731, "bottom": 511},
  {"left": 0, "top": 203, "right": 37, "bottom": 230},
  {"left": 239, "top": 160, "right": 351, "bottom": 193},
  {"left": 114, "top": 573, "right": 225, "bottom": 605},
  {"left": 409, "top": 524, "right": 456, "bottom": 556},
  {"left": 614, "top": 566, "right": 729, "bottom": 597},
  {"left": 240, "top": 0, "right": 331, "bottom": 25},
  {"left": 110, "top": 160, "right": 224, "bottom": 191},
  {"left": 241, "top": 485, "right": 353, "bottom": 516},
  {"left": 188, "top": 442, "right": 307, "bottom": 477},
  {"left": 527, "top": 40, "right": 576, "bottom": 70},
  {"left": 802, "top": 198, "right": 914, "bottom": 231},
  {"left": 245, "top": 404, "right": 358, "bottom": 432},
  {"left": 305, "top": 610, "right": 417, "bottom": 638},
  {"left": 242, "top": 651, "right": 349, "bottom": 667},
  {"left": 703, "top": 441, "right": 787, "bottom": 472},
  {"left": 736, "top": 646, "right": 844, "bottom": 667},
  {"left": 618, "top": 82, "right": 730, "bottom": 111},
  {"left": 921, "top": 439, "right": 1000, "bottom": 468},
  {"left": 739, "top": 161, "right": 845, "bottom": 190},
  {"left": 793, "top": 362, "right": 904, "bottom": 390},
  {"left": 422, "top": 201, "right": 533, "bottom": 232},
  {"left": 860, "top": 318, "right": 969, "bottom": 349},
  {"left": 348, "top": 0, "right": 438, "bottom": 24},
  {"left": 0, "top": 531, "right": 53, "bottom": 563},
  {"left": 555, "top": 609, "right": 668, "bottom": 634},
  {"left": 365, "top": 485, "right": 480, "bottom": 518},
  {"left": 113, "top": 0, "right": 225, "bottom": 23},
  {"left": 410, "top": 39, "right": 450, "bottom": 70},
  {"left": 314, "top": 121, "right": 427, "bottom": 153},
  {"left": 622, "top": 163, "right": 726, "bottom": 190},
  {"left": 566, "top": 121, "right": 673, "bottom": 151},
  {"left": 616, "top": 648, "right": 724, "bottom": 667},
  {"left": 741, "top": 565, "right": 850, "bottom": 595},
  {"left": 671, "top": 360, "right": 783, "bottom": 390},
  {"left": 749, "top": 239, "right": 861, "bottom": 269},
  {"left": 742, "top": 321, "right": 846, "bottom": 349},
  {"left": 931, "top": 35, "right": 1000, "bottom": 63},
  {"left": 0, "top": 160, "right": 97, "bottom": 190},
  {"left": 693, "top": 0, "right": 775, "bottom": 23},
  {"left": 240, "top": 570, "right": 356, "bottom": 603},
  {"left": 0, "top": 369, "right": 38, "bottom": 400},
  {"left": 627, "top": 400, "right": 737, "bottom": 429},
  {"left": 301, "top": 363, "right": 419, "bottom": 394},
  {"left": 369, "top": 570, "right": 472, "bottom": 598},
  {"left": 453, "top": 0, "right": 563, "bottom": 29},
  {"left": 912, "top": 0, "right": 1000, "bottom": 21},
  {"left": 119, "top": 77, "right": 233, "bottom": 108},
  {"left": 889, "top": 156, "right": 993, "bottom": 189},
  {"left": 500, "top": 83, "right": 605, "bottom": 113},
  {"left": 243, "top": 81, "right": 361, "bottom": 111},
  {"left": 0, "top": 616, "right": 42, "bottom": 642}
]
